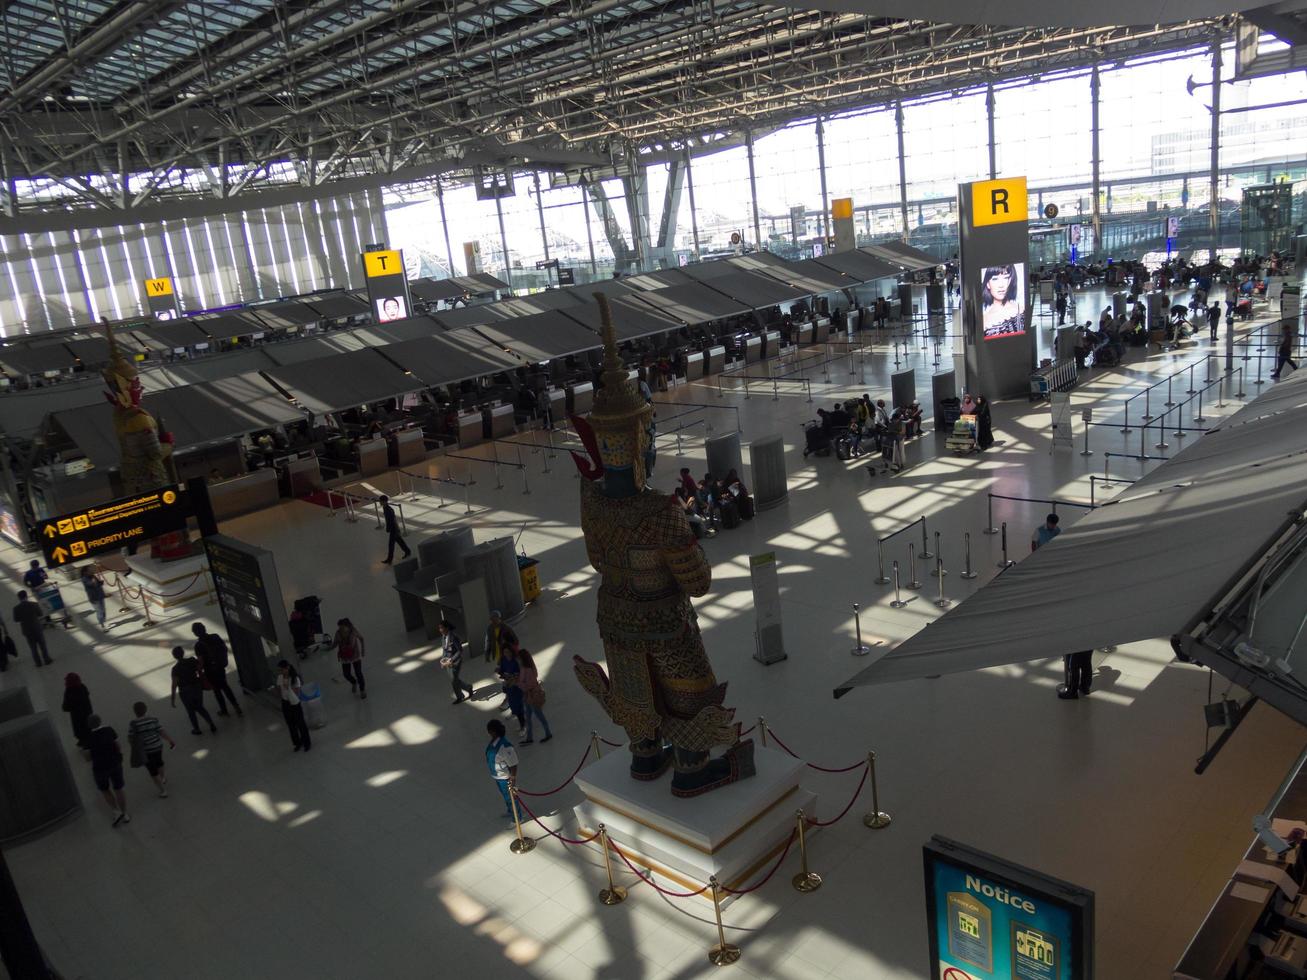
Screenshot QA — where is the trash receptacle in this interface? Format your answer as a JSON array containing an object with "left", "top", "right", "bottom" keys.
[
  {"left": 518, "top": 555, "right": 541, "bottom": 603},
  {"left": 300, "top": 682, "right": 325, "bottom": 729}
]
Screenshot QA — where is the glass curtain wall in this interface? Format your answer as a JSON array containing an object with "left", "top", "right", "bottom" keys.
[
  {"left": 684, "top": 143, "right": 754, "bottom": 256},
  {"left": 901, "top": 91, "right": 989, "bottom": 255},
  {"left": 823, "top": 108, "right": 901, "bottom": 244},
  {"left": 752, "top": 121, "right": 821, "bottom": 257}
]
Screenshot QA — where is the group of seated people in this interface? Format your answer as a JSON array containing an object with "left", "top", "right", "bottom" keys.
[
  {"left": 810, "top": 396, "right": 923, "bottom": 470},
  {"left": 674, "top": 468, "right": 753, "bottom": 537}
]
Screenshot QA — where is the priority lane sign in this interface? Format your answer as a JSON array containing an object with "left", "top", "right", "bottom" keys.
[{"left": 35, "top": 486, "right": 191, "bottom": 566}]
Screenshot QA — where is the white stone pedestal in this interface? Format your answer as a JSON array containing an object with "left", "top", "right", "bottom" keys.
[
  {"left": 123, "top": 552, "right": 211, "bottom": 613},
  {"left": 574, "top": 746, "right": 815, "bottom": 905}
]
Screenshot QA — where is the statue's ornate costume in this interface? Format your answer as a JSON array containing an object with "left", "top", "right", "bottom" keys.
[
  {"left": 571, "top": 295, "right": 755, "bottom": 797},
  {"left": 102, "top": 323, "right": 171, "bottom": 493}
]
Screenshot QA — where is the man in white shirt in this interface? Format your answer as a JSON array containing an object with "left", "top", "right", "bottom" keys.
[{"left": 485, "top": 719, "right": 519, "bottom": 818}]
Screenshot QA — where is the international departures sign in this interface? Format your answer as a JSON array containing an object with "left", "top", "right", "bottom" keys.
[{"left": 34, "top": 486, "right": 191, "bottom": 566}]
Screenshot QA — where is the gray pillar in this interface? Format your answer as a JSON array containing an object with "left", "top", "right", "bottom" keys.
[
  {"left": 816, "top": 116, "right": 830, "bottom": 241},
  {"left": 461, "top": 537, "right": 525, "bottom": 622},
  {"left": 705, "top": 431, "right": 743, "bottom": 484},
  {"left": 1090, "top": 66, "right": 1102, "bottom": 254},
  {"left": 1210, "top": 39, "right": 1223, "bottom": 262},
  {"left": 749, "top": 435, "right": 788, "bottom": 511},
  {"left": 746, "top": 129, "right": 762, "bottom": 249},
  {"left": 534, "top": 170, "right": 550, "bottom": 269},
  {"left": 495, "top": 174, "right": 513, "bottom": 290},
  {"left": 896, "top": 102, "right": 910, "bottom": 242},
  {"left": 685, "top": 147, "right": 702, "bottom": 258},
  {"left": 581, "top": 176, "right": 598, "bottom": 276},
  {"left": 0, "top": 713, "right": 82, "bottom": 843},
  {"left": 437, "top": 180, "right": 456, "bottom": 278},
  {"left": 986, "top": 84, "right": 997, "bottom": 180}
]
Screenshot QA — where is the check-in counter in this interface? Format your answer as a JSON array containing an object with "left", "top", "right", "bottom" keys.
[
  {"left": 814, "top": 317, "right": 831, "bottom": 343},
  {"left": 355, "top": 436, "right": 388, "bottom": 477},
  {"left": 280, "top": 456, "right": 323, "bottom": 497},
  {"left": 705, "top": 345, "right": 726, "bottom": 375},
  {"left": 457, "top": 410, "right": 483, "bottom": 447},
  {"left": 390, "top": 428, "right": 425, "bottom": 467},
  {"left": 210, "top": 469, "right": 280, "bottom": 520},
  {"left": 744, "top": 335, "right": 762, "bottom": 363},
  {"left": 568, "top": 382, "right": 594, "bottom": 415},
  {"left": 685, "top": 351, "right": 704, "bottom": 381},
  {"left": 764, "top": 330, "right": 781, "bottom": 358},
  {"left": 483, "top": 403, "right": 515, "bottom": 439},
  {"left": 543, "top": 388, "right": 566, "bottom": 421},
  {"left": 797, "top": 323, "right": 815, "bottom": 345}
]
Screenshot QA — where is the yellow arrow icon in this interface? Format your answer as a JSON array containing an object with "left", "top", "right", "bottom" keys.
[
  {"left": 51, "top": 546, "right": 69, "bottom": 564},
  {"left": 43, "top": 525, "right": 56, "bottom": 539}
]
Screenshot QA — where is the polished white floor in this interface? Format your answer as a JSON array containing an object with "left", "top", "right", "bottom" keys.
[{"left": 3, "top": 294, "right": 1303, "bottom": 980}]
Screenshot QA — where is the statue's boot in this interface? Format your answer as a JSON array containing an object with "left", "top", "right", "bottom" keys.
[
  {"left": 670, "top": 739, "right": 757, "bottom": 798},
  {"left": 629, "top": 737, "right": 672, "bottom": 781}
]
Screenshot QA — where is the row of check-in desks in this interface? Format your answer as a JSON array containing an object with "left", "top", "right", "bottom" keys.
[{"left": 684, "top": 320, "right": 829, "bottom": 381}]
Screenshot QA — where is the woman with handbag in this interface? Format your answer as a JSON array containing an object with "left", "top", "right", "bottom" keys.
[
  {"left": 517, "top": 649, "right": 552, "bottom": 745},
  {"left": 335, "top": 618, "right": 366, "bottom": 699}
]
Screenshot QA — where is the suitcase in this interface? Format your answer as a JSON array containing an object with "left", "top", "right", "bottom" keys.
[
  {"left": 720, "top": 499, "right": 741, "bottom": 530},
  {"left": 738, "top": 495, "right": 755, "bottom": 520}
]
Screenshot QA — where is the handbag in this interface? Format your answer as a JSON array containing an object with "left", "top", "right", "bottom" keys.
[
  {"left": 526, "top": 686, "right": 546, "bottom": 708},
  {"left": 128, "top": 731, "right": 145, "bottom": 769}
]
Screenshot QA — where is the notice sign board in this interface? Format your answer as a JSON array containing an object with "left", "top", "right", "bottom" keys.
[
  {"left": 35, "top": 486, "right": 190, "bottom": 566},
  {"left": 203, "top": 535, "right": 280, "bottom": 645},
  {"left": 361, "top": 247, "right": 412, "bottom": 324},
  {"left": 923, "top": 836, "right": 1093, "bottom": 980},
  {"left": 143, "top": 276, "right": 181, "bottom": 320}
]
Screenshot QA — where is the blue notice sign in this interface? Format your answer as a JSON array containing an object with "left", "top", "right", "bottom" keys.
[{"left": 923, "top": 837, "right": 1093, "bottom": 980}]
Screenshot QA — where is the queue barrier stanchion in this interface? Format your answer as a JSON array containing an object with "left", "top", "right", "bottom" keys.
[
  {"left": 998, "top": 522, "right": 1014, "bottom": 568},
  {"left": 1154, "top": 409, "right": 1171, "bottom": 450},
  {"left": 464, "top": 466, "right": 473, "bottom": 515},
  {"left": 1187, "top": 363, "right": 1196, "bottom": 394},
  {"left": 707, "top": 877, "right": 742, "bottom": 966},
  {"left": 850, "top": 603, "right": 872, "bottom": 657},
  {"left": 507, "top": 785, "right": 536, "bottom": 855},
  {"left": 1080, "top": 413, "right": 1093, "bottom": 457},
  {"left": 758, "top": 716, "right": 769, "bottom": 749},
  {"left": 862, "top": 751, "right": 892, "bottom": 830},
  {"left": 1194, "top": 385, "right": 1206, "bottom": 424},
  {"left": 792, "top": 810, "right": 822, "bottom": 893},
  {"left": 542, "top": 429, "right": 553, "bottom": 473},
  {"left": 1165, "top": 377, "right": 1174, "bottom": 408},
  {"left": 591, "top": 729, "right": 603, "bottom": 761},
  {"left": 961, "top": 532, "right": 977, "bottom": 580},
  {"left": 929, "top": 532, "right": 945, "bottom": 577},
  {"left": 890, "top": 562, "right": 906, "bottom": 608},
  {"left": 933, "top": 559, "right": 950, "bottom": 608},
  {"left": 983, "top": 495, "right": 998, "bottom": 535},
  {"left": 920, "top": 520, "right": 933, "bottom": 559},
  {"left": 517, "top": 445, "right": 531, "bottom": 495},
  {"left": 874, "top": 540, "right": 889, "bottom": 585},
  {"left": 597, "top": 826, "right": 628, "bottom": 906},
  {"left": 906, "top": 544, "right": 921, "bottom": 590}
]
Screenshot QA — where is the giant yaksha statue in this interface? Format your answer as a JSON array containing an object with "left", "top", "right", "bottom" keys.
[{"left": 570, "top": 294, "right": 756, "bottom": 798}]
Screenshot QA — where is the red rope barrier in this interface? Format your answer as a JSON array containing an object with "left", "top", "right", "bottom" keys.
[
  {"left": 739, "top": 725, "right": 756, "bottom": 738},
  {"left": 804, "top": 766, "right": 869, "bottom": 828},
  {"left": 515, "top": 743, "right": 592, "bottom": 797},
  {"left": 513, "top": 795, "right": 603, "bottom": 846},
  {"left": 609, "top": 840, "right": 711, "bottom": 898},
  {"left": 719, "top": 828, "right": 798, "bottom": 895},
  {"left": 139, "top": 571, "right": 205, "bottom": 599},
  {"left": 768, "top": 730, "right": 866, "bottom": 773},
  {"left": 598, "top": 736, "right": 624, "bottom": 748}
]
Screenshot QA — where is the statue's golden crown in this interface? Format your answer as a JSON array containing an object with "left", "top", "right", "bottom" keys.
[{"left": 588, "top": 293, "right": 653, "bottom": 475}]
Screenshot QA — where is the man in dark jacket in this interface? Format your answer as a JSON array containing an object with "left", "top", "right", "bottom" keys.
[
  {"left": 1057, "top": 650, "right": 1094, "bottom": 699},
  {"left": 169, "top": 646, "right": 217, "bottom": 735},
  {"left": 379, "top": 494, "right": 411, "bottom": 564},
  {"left": 192, "top": 623, "right": 243, "bottom": 717},
  {"left": 12, "top": 591, "right": 51, "bottom": 666}
]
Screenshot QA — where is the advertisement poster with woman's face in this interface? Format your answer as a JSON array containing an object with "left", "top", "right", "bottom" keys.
[
  {"left": 980, "top": 263, "right": 1025, "bottom": 340},
  {"left": 376, "top": 295, "right": 406, "bottom": 323}
]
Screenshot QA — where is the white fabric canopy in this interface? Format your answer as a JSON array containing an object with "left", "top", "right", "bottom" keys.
[{"left": 836, "top": 370, "right": 1307, "bottom": 694}]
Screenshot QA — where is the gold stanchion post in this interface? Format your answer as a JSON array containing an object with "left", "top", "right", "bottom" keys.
[
  {"left": 508, "top": 784, "right": 537, "bottom": 854},
  {"left": 591, "top": 729, "right": 603, "bottom": 760},
  {"left": 862, "top": 751, "right": 892, "bottom": 830},
  {"left": 758, "top": 716, "right": 768, "bottom": 748},
  {"left": 706, "top": 876, "right": 741, "bottom": 966},
  {"left": 791, "top": 810, "right": 822, "bottom": 893},
  {"left": 597, "top": 825, "right": 627, "bottom": 905}
]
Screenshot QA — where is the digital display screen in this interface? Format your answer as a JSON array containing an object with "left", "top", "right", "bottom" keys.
[
  {"left": 980, "top": 262, "right": 1026, "bottom": 340},
  {"left": 375, "top": 295, "right": 407, "bottom": 322},
  {"left": 1069, "top": 225, "right": 1082, "bottom": 245},
  {"left": 155, "top": 308, "right": 176, "bottom": 320}
]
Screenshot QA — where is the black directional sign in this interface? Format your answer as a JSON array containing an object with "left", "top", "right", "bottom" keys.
[{"left": 34, "top": 486, "right": 191, "bottom": 566}]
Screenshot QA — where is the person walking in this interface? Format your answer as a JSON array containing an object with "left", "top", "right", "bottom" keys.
[
  {"left": 1057, "top": 650, "right": 1095, "bottom": 699},
  {"left": 275, "top": 660, "right": 312, "bottom": 751},
  {"left": 169, "top": 646, "right": 217, "bottom": 735},
  {"left": 1055, "top": 291, "right": 1068, "bottom": 326},
  {"left": 1272, "top": 321, "right": 1299, "bottom": 379},
  {"left": 483, "top": 610, "right": 519, "bottom": 712},
  {"left": 61, "top": 673, "right": 94, "bottom": 750},
  {"left": 23, "top": 559, "right": 69, "bottom": 628},
  {"left": 80, "top": 566, "right": 108, "bottom": 629},
  {"left": 86, "top": 714, "right": 129, "bottom": 826},
  {"left": 128, "top": 702, "right": 175, "bottom": 798},
  {"left": 379, "top": 495, "right": 411, "bottom": 564},
  {"left": 1032, "top": 513, "right": 1061, "bottom": 551},
  {"left": 335, "top": 618, "right": 367, "bottom": 699},
  {"left": 517, "top": 649, "right": 552, "bottom": 745},
  {"left": 192, "top": 624, "right": 243, "bottom": 717},
  {"left": 12, "top": 591, "right": 51, "bottom": 666},
  {"left": 1208, "top": 302, "right": 1221, "bottom": 343},
  {"left": 438, "top": 620, "right": 475, "bottom": 704},
  {"left": 974, "top": 395, "right": 994, "bottom": 451},
  {"left": 485, "top": 719, "right": 520, "bottom": 819},
  {"left": 497, "top": 647, "right": 527, "bottom": 736}
]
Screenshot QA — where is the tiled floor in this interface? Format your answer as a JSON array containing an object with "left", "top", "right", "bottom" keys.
[{"left": 3, "top": 290, "right": 1303, "bottom": 980}]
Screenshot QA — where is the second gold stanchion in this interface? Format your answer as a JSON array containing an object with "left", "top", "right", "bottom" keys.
[{"left": 791, "top": 809, "right": 822, "bottom": 893}]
